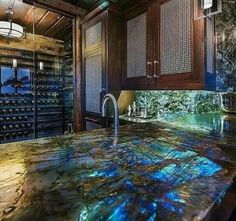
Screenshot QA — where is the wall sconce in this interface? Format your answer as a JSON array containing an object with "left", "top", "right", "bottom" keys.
[
  {"left": 39, "top": 62, "right": 44, "bottom": 71},
  {"left": 13, "top": 59, "right": 17, "bottom": 68},
  {"left": 194, "top": 0, "right": 222, "bottom": 20},
  {"left": 203, "top": 0, "right": 213, "bottom": 9}
]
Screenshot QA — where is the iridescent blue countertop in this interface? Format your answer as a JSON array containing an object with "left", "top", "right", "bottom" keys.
[{"left": 1, "top": 113, "right": 236, "bottom": 221}]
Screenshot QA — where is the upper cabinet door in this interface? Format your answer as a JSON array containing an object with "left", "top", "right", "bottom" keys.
[
  {"left": 83, "top": 14, "right": 105, "bottom": 53},
  {"left": 85, "top": 22, "right": 102, "bottom": 47},
  {"left": 153, "top": 0, "right": 205, "bottom": 89},
  {"left": 123, "top": 1, "right": 155, "bottom": 89},
  {"left": 160, "top": 0, "right": 192, "bottom": 75},
  {"left": 127, "top": 13, "right": 147, "bottom": 79}
]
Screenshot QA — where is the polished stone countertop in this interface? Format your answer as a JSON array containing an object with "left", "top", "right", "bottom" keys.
[
  {"left": 120, "top": 114, "right": 158, "bottom": 123},
  {"left": 1, "top": 113, "right": 236, "bottom": 221}
]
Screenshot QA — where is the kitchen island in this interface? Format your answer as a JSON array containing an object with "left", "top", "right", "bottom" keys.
[{"left": 1, "top": 113, "right": 236, "bottom": 221}]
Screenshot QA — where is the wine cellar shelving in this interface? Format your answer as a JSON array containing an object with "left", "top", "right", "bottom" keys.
[{"left": 0, "top": 46, "right": 73, "bottom": 144}]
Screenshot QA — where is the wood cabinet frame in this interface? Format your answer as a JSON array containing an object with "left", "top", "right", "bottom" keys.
[
  {"left": 122, "top": 0, "right": 213, "bottom": 90},
  {"left": 81, "top": 3, "right": 122, "bottom": 131}
]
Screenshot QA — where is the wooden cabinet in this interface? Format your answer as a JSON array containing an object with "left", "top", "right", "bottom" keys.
[
  {"left": 81, "top": 2, "right": 122, "bottom": 130},
  {"left": 123, "top": 0, "right": 215, "bottom": 90},
  {"left": 122, "top": 0, "right": 155, "bottom": 89}
]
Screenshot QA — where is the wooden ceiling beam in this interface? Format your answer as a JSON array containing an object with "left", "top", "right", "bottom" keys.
[
  {"left": 43, "top": 16, "right": 64, "bottom": 36},
  {"left": 24, "top": 5, "right": 34, "bottom": 21},
  {"left": 23, "top": 0, "right": 87, "bottom": 18},
  {"left": 35, "top": 11, "right": 50, "bottom": 28}
]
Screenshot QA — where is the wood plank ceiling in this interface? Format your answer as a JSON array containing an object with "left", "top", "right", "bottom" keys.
[
  {"left": 0, "top": 0, "right": 132, "bottom": 41},
  {"left": 63, "top": 0, "right": 129, "bottom": 10},
  {"left": 0, "top": 0, "right": 72, "bottom": 41}
]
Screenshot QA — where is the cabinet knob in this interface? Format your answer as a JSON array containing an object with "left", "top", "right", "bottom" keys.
[
  {"left": 147, "top": 62, "right": 153, "bottom": 79},
  {"left": 154, "top": 61, "right": 160, "bottom": 78}
]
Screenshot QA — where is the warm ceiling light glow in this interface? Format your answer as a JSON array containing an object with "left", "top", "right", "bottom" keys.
[
  {"left": 13, "top": 59, "right": 17, "bottom": 68},
  {"left": 203, "top": 0, "right": 213, "bottom": 9},
  {"left": 0, "top": 21, "right": 24, "bottom": 38},
  {"left": 39, "top": 62, "right": 44, "bottom": 71}
]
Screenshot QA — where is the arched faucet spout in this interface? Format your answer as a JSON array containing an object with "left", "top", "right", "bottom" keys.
[{"left": 101, "top": 94, "right": 120, "bottom": 133}]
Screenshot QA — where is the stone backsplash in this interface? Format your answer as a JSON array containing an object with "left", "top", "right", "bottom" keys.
[
  {"left": 135, "top": 91, "right": 221, "bottom": 117},
  {"left": 216, "top": 0, "right": 236, "bottom": 91}
]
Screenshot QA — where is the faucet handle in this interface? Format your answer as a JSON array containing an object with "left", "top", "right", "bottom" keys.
[
  {"left": 100, "top": 88, "right": 106, "bottom": 93},
  {"left": 157, "top": 109, "right": 164, "bottom": 118}
]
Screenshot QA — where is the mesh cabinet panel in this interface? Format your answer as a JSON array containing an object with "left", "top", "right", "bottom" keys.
[
  {"left": 160, "top": 0, "right": 192, "bottom": 75},
  {"left": 85, "top": 53, "right": 102, "bottom": 113},
  {"left": 85, "top": 22, "right": 102, "bottom": 48},
  {"left": 206, "top": 18, "right": 214, "bottom": 74},
  {"left": 127, "top": 13, "right": 147, "bottom": 78}
]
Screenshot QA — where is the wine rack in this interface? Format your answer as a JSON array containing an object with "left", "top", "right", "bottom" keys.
[
  {"left": 0, "top": 93, "right": 35, "bottom": 143},
  {"left": 0, "top": 47, "right": 74, "bottom": 144},
  {"left": 62, "top": 34, "right": 74, "bottom": 133},
  {"left": 35, "top": 70, "right": 64, "bottom": 138}
]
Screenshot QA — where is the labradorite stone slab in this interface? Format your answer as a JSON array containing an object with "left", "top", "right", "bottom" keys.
[{"left": 1, "top": 113, "right": 236, "bottom": 221}]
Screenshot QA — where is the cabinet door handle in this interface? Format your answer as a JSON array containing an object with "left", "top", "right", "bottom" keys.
[
  {"left": 147, "top": 62, "right": 153, "bottom": 79},
  {"left": 154, "top": 60, "right": 160, "bottom": 78},
  {"left": 85, "top": 117, "right": 100, "bottom": 123}
]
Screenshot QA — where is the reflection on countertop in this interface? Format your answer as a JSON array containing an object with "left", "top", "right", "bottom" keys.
[
  {"left": 120, "top": 114, "right": 158, "bottom": 123},
  {"left": 121, "top": 112, "right": 236, "bottom": 135},
  {"left": 1, "top": 113, "right": 236, "bottom": 221},
  {"left": 159, "top": 112, "right": 236, "bottom": 134}
]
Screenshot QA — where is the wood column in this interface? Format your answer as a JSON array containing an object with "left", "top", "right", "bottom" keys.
[
  {"left": 73, "top": 17, "right": 82, "bottom": 132},
  {"left": 22, "top": 0, "right": 86, "bottom": 132}
]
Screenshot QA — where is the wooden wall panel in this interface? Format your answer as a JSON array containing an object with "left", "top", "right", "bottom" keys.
[{"left": 0, "top": 33, "right": 64, "bottom": 56}]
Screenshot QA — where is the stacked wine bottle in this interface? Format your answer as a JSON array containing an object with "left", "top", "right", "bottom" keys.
[
  {"left": 0, "top": 93, "right": 35, "bottom": 143},
  {"left": 35, "top": 71, "right": 64, "bottom": 138},
  {"left": 0, "top": 49, "right": 74, "bottom": 144}
]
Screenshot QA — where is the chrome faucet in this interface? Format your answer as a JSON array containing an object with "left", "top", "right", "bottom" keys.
[{"left": 101, "top": 94, "right": 119, "bottom": 132}]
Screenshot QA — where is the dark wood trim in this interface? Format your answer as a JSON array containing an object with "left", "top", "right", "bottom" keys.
[
  {"left": 123, "top": 1, "right": 148, "bottom": 20},
  {"left": 73, "top": 17, "right": 82, "bottom": 132},
  {"left": 123, "top": 0, "right": 148, "bottom": 14},
  {"left": 123, "top": 82, "right": 205, "bottom": 90},
  {"left": 192, "top": 0, "right": 205, "bottom": 83},
  {"left": 82, "top": 1, "right": 121, "bottom": 24},
  {"left": 23, "top": 0, "right": 87, "bottom": 17}
]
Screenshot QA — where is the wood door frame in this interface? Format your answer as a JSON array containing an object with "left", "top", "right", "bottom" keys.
[{"left": 23, "top": 0, "right": 87, "bottom": 132}]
